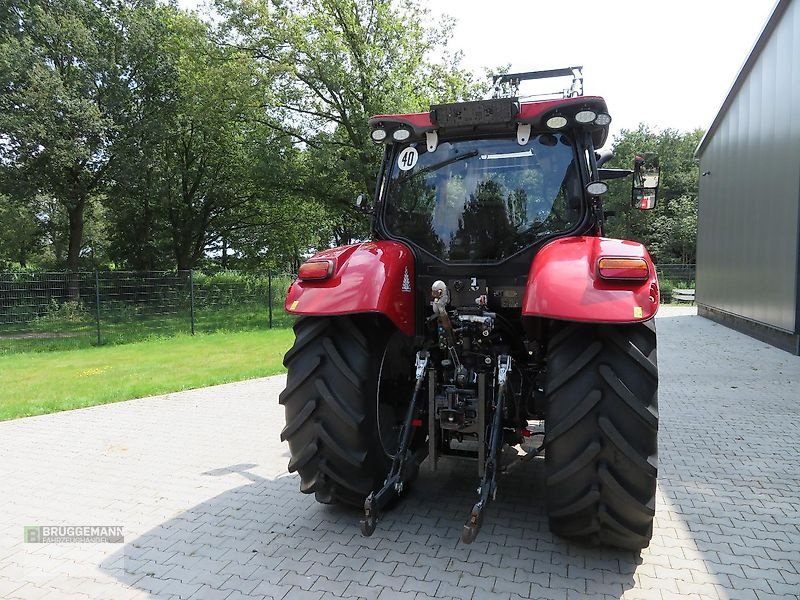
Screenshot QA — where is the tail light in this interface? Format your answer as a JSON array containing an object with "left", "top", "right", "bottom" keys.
[
  {"left": 598, "top": 257, "right": 649, "bottom": 280},
  {"left": 298, "top": 259, "right": 334, "bottom": 281}
]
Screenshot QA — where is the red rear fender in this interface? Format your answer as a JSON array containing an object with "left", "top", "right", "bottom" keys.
[
  {"left": 522, "top": 236, "right": 660, "bottom": 323},
  {"left": 285, "top": 241, "right": 415, "bottom": 336}
]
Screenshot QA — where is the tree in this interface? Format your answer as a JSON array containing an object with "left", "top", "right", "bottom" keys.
[
  {"left": 603, "top": 125, "right": 704, "bottom": 263},
  {"left": 217, "top": 0, "right": 489, "bottom": 245},
  {"left": 0, "top": 0, "right": 145, "bottom": 271},
  {"left": 1, "top": 0, "right": 492, "bottom": 271},
  {"left": 213, "top": 135, "right": 333, "bottom": 270},
  {"left": 107, "top": 7, "right": 268, "bottom": 270},
  {"left": 0, "top": 194, "right": 45, "bottom": 267},
  {"left": 92, "top": 3, "right": 343, "bottom": 272}
]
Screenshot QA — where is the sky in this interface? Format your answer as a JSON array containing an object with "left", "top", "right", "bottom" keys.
[
  {"left": 180, "top": 0, "right": 779, "bottom": 145},
  {"left": 429, "top": 0, "right": 778, "bottom": 142}
]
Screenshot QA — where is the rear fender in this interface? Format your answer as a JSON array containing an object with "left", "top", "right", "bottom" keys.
[
  {"left": 285, "top": 241, "right": 415, "bottom": 336},
  {"left": 522, "top": 236, "right": 659, "bottom": 323}
]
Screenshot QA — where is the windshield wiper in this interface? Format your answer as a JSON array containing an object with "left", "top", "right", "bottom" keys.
[{"left": 394, "top": 150, "right": 479, "bottom": 185}]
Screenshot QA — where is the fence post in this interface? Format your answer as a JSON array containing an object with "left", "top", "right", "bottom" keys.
[
  {"left": 189, "top": 270, "right": 196, "bottom": 335},
  {"left": 94, "top": 270, "right": 101, "bottom": 345},
  {"left": 268, "top": 268, "right": 273, "bottom": 329}
]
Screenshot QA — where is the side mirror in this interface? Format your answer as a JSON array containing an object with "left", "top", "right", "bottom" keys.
[{"left": 631, "top": 153, "right": 660, "bottom": 210}]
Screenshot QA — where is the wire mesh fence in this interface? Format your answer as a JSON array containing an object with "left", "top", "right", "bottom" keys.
[
  {"left": 1, "top": 264, "right": 698, "bottom": 354},
  {"left": 0, "top": 270, "right": 295, "bottom": 355},
  {"left": 654, "top": 264, "right": 696, "bottom": 285}
]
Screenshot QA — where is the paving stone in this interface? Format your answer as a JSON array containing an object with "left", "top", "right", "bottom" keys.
[
  {"left": 309, "top": 576, "right": 348, "bottom": 596},
  {"left": 343, "top": 582, "right": 382, "bottom": 600},
  {"left": 711, "top": 587, "right": 759, "bottom": 600},
  {"left": 399, "top": 577, "right": 439, "bottom": 596},
  {"left": 457, "top": 572, "right": 494, "bottom": 592},
  {"left": 279, "top": 572, "right": 318, "bottom": 591},
  {"left": 369, "top": 572, "right": 406, "bottom": 591},
  {"left": 188, "top": 585, "right": 234, "bottom": 600},
  {"left": 335, "top": 567, "right": 373, "bottom": 586},
  {"left": 376, "top": 589, "right": 416, "bottom": 600},
  {"left": 493, "top": 576, "right": 531, "bottom": 596},
  {"left": 768, "top": 581, "right": 800, "bottom": 597},
  {"left": 283, "top": 589, "right": 324, "bottom": 600}
]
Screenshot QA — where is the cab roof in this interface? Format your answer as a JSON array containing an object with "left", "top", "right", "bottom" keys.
[{"left": 369, "top": 96, "right": 610, "bottom": 148}]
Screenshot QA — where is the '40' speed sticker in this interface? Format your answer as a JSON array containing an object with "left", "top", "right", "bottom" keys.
[{"left": 397, "top": 146, "right": 418, "bottom": 171}]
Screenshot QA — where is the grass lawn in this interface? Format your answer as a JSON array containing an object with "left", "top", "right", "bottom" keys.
[
  {"left": 0, "top": 304, "right": 295, "bottom": 355},
  {"left": 0, "top": 328, "right": 294, "bottom": 421}
]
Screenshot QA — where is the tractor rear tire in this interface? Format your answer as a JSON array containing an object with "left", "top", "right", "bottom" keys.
[
  {"left": 280, "top": 316, "right": 415, "bottom": 507},
  {"left": 544, "top": 320, "right": 658, "bottom": 550}
]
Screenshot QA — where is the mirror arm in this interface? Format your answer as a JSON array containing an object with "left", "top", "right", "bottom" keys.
[
  {"left": 595, "top": 149, "right": 614, "bottom": 167},
  {"left": 598, "top": 168, "right": 633, "bottom": 181}
]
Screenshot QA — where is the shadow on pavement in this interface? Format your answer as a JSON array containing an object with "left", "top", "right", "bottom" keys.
[{"left": 101, "top": 458, "right": 641, "bottom": 599}]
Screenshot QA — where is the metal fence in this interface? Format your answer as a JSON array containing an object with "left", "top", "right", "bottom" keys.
[
  {"left": 0, "top": 270, "right": 295, "bottom": 354},
  {"left": 1, "top": 264, "right": 698, "bottom": 355},
  {"left": 654, "top": 264, "right": 696, "bottom": 285}
]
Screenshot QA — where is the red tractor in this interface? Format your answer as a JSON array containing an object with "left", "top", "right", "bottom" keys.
[{"left": 280, "top": 68, "right": 661, "bottom": 549}]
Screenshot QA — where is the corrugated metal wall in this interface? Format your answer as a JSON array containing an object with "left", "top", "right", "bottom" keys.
[{"left": 696, "top": 0, "right": 800, "bottom": 334}]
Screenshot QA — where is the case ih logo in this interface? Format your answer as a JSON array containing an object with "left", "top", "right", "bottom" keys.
[{"left": 401, "top": 268, "right": 412, "bottom": 292}]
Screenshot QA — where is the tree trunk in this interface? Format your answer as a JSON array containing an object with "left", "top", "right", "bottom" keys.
[
  {"left": 138, "top": 193, "right": 153, "bottom": 271},
  {"left": 66, "top": 198, "right": 86, "bottom": 300},
  {"left": 17, "top": 244, "right": 27, "bottom": 268},
  {"left": 66, "top": 199, "right": 86, "bottom": 271},
  {"left": 175, "top": 249, "right": 193, "bottom": 272}
]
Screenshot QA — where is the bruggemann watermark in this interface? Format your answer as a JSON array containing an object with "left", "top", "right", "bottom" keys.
[{"left": 24, "top": 525, "right": 124, "bottom": 543}]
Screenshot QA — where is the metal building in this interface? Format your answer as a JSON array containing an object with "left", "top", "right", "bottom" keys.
[{"left": 695, "top": 0, "right": 800, "bottom": 355}]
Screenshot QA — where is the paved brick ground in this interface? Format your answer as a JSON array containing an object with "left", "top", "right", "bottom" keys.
[{"left": 1, "top": 305, "right": 799, "bottom": 600}]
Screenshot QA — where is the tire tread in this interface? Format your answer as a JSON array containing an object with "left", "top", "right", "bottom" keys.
[
  {"left": 281, "top": 316, "right": 399, "bottom": 507},
  {"left": 544, "top": 321, "right": 658, "bottom": 550}
]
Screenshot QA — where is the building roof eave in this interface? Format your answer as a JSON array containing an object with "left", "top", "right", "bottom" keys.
[{"left": 695, "top": 0, "right": 792, "bottom": 158}]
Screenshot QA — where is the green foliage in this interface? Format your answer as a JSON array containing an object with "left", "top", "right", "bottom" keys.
[
  {"left": 0, "top": 194, "right": 45, "bottom": 267},
  {"left": 3, "top": 1, "right": 703, "bottom": 272},
  {"left": 33, "top": 299, "right": 92, "bottom": 326},
  {"left": 656, "top": 278, "right": 696, "bottom": 303},
  {"left": 0, "top": 0, "right": 160, "bottom": 269},
  {"left": 216, "top": 0, "right": 489, "bottom": 245},
  {"left": 603, "top": 125, "right": 704, "bottom": 263}
]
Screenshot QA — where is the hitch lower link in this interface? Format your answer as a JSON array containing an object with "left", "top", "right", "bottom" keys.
[
  {"left": 361, "top": 351, "right": 429, "bottom": 537},
  {"left": 461, "top": 354, "right": 512, "bottom": 544}
]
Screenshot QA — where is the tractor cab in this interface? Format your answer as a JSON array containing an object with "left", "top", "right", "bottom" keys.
[
  {"left": 366, "top": 71, "right": 616, "bottom": 338},
  {"left": 370, "top": 94, "right": 612, "bottom": 266}
]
